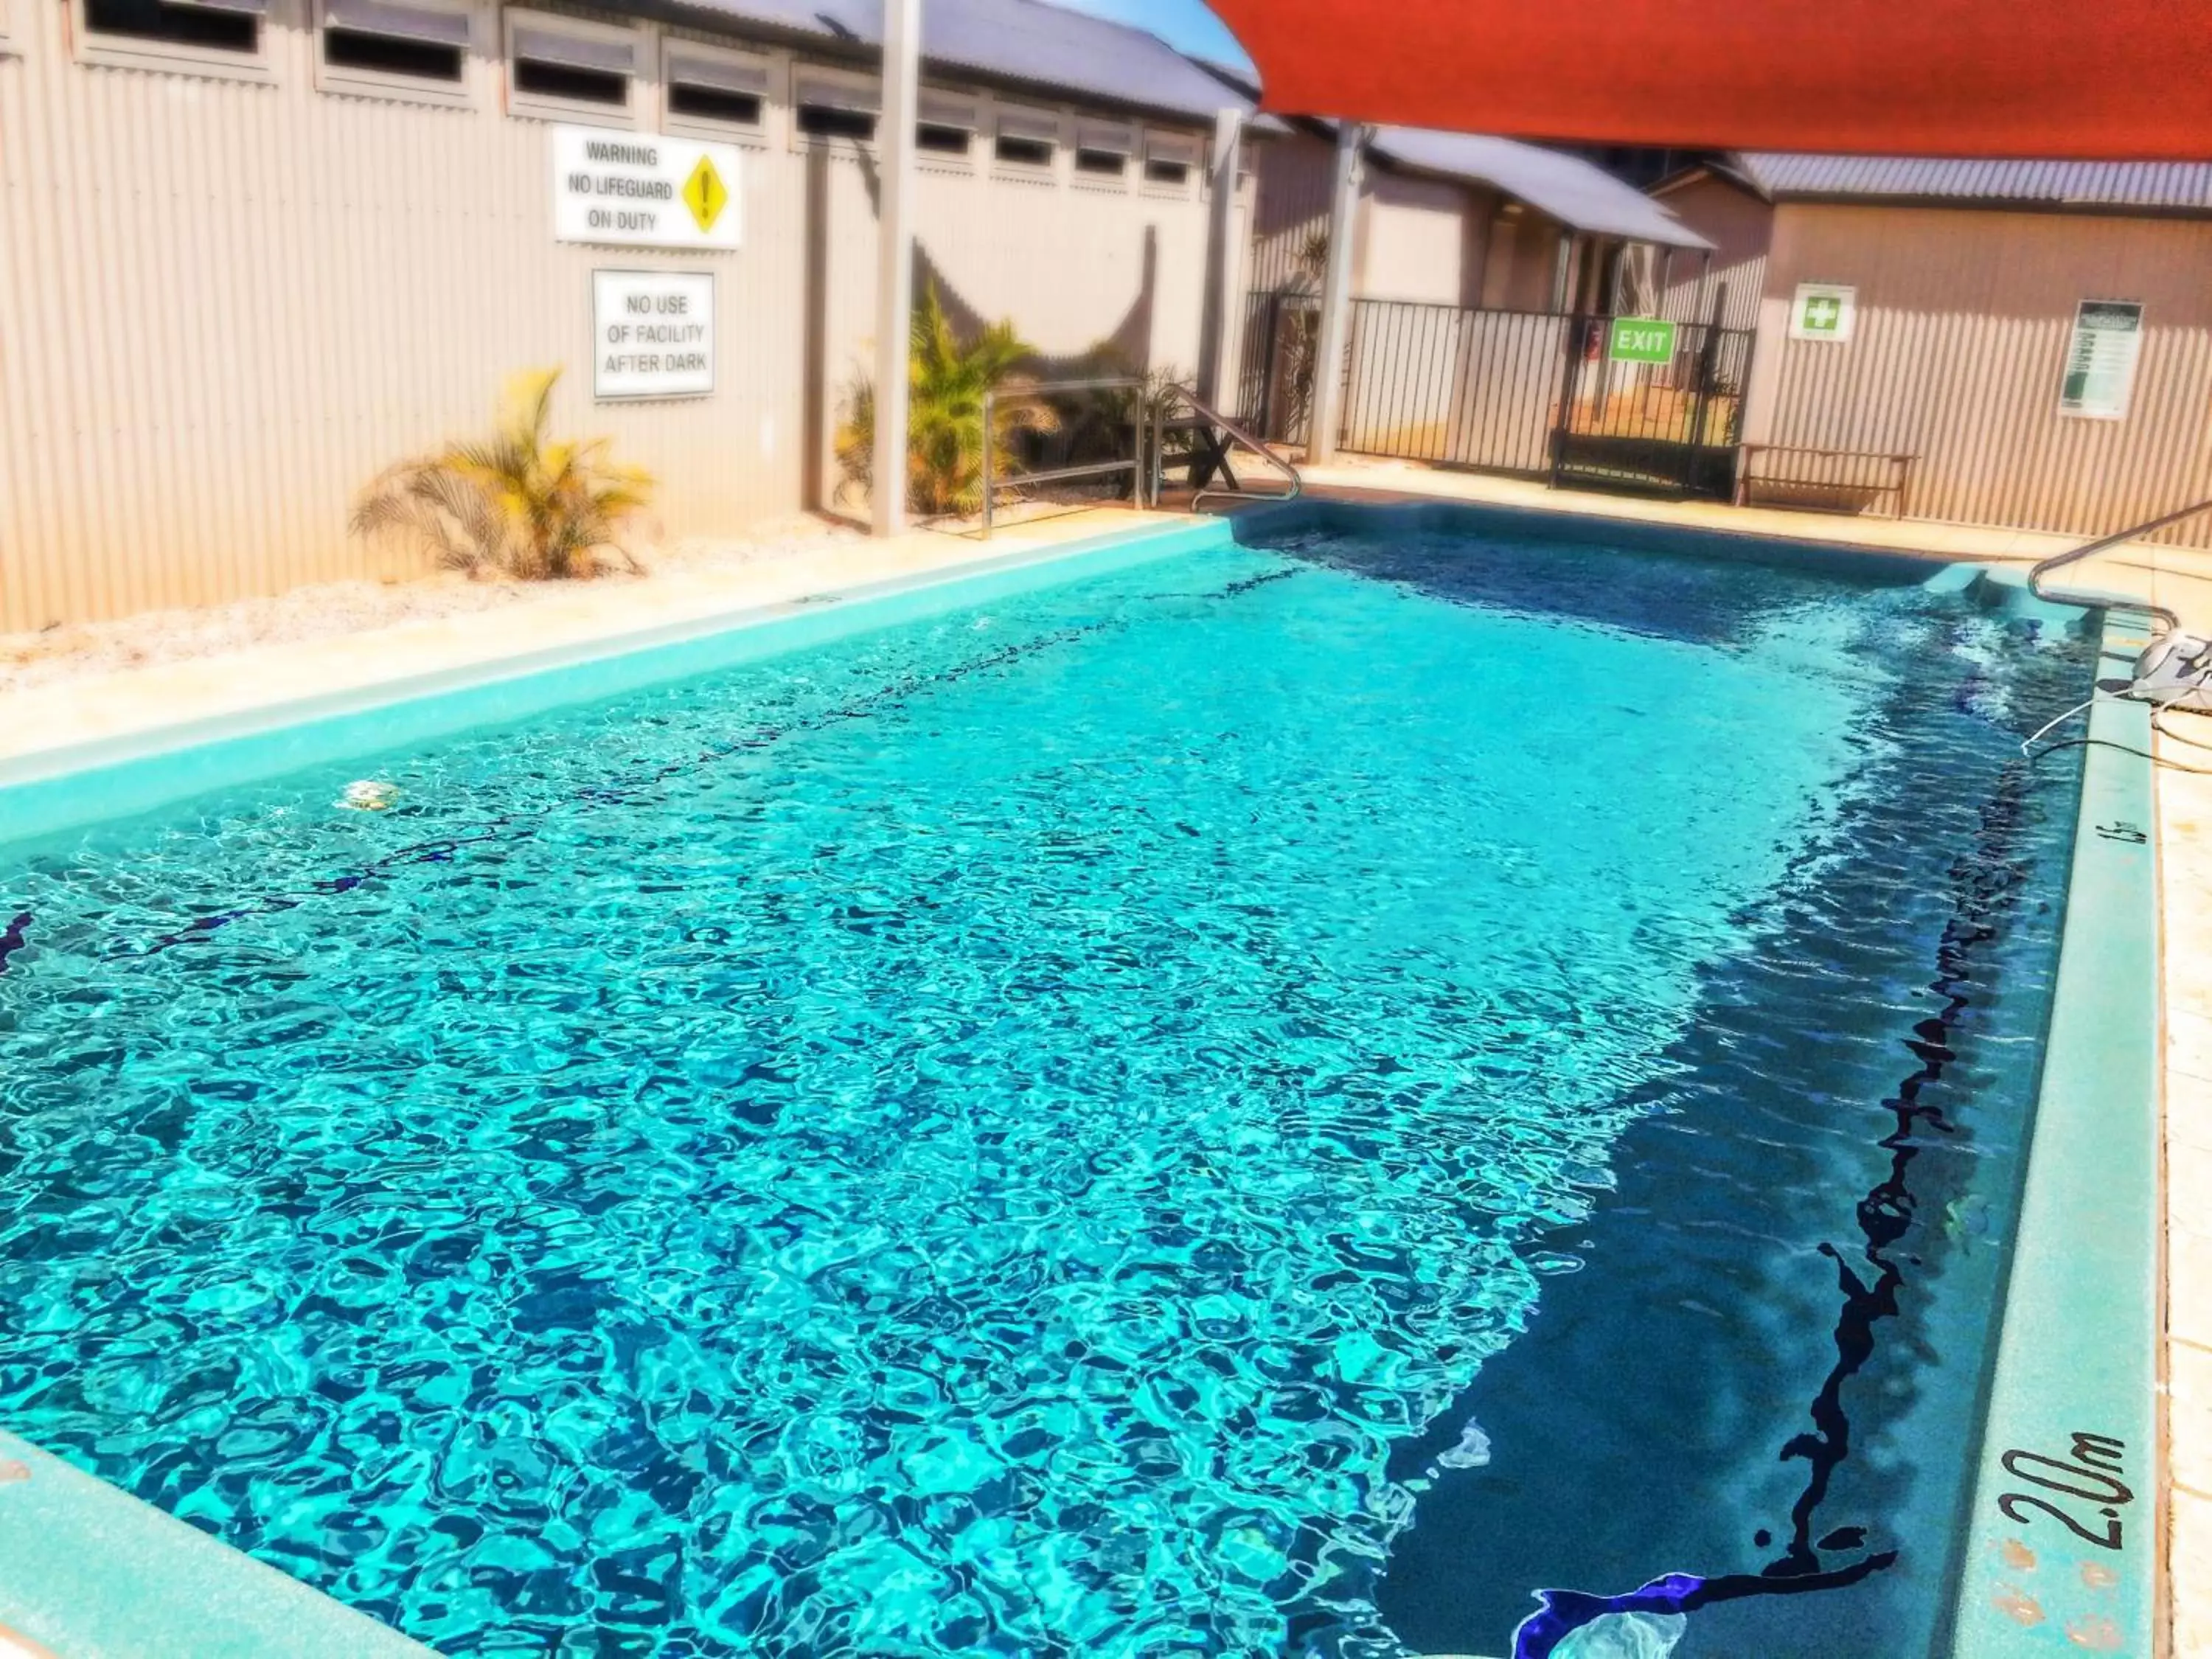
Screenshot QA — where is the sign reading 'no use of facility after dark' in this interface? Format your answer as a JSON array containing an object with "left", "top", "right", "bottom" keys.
[
  {"left": 554, "top": 126, "right": 742, "bottom": 250},
  {"left": 594, "top": 271, "right": 714, "bottom": 400}
]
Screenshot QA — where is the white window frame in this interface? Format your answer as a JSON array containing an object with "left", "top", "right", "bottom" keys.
[
  {"left": 315, "top": 0, "right": 480, "bottom": 108},
  {"left": 504, "top": 7, "right": 647, "bottom": 131},
  {"left": 914, "top": 87, "right": 980, "bottom": 170},
  {"left": 1071, "top": 118, "right": 1135, "bottom": 189},
  {"left": 789, "top": 63, "right": 880, "bottom": 153},
  {"left": 1141, "top": 128, "right": 1202, "bottom": 197},
  {"left": 992, "top": 102, "right": 1061, "bottom": 179},
  {"left": 72, "top": 0, "right": 278, "bottom": 83},
  {"left": 2057, "top": 298, "right": 2146, "bottom": 422}
]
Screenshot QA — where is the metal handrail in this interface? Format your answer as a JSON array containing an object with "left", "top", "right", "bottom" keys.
[
  {"left": 980, "top": 376, "right": 1146, "bottom": 538},
  {"left": 1150, "top": 383, "right": 1303, "bottom": 512},
  {"left": 2027, "top": 494, "right": 2212, "bottom": 635}
]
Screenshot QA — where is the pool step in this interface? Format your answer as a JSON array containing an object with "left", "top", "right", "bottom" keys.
[
  {"left": 0, "top": 1431, "right": 433, "bottom": 1658},
  {"left": 1924, "top": 560, "right": 2102, "bottom": 633}
]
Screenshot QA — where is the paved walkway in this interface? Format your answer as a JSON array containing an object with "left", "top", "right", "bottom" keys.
[{"left": 2162, "top": 761, "right": 2212, "bottom": 1657}]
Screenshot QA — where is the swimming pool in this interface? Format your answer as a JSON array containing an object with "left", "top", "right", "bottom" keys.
[{"left": 0, "top": 509, "right": 2110, "bottom": 1656}]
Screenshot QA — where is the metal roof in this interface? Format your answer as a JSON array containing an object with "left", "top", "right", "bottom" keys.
[
  {"left": 1735, "top": 153, "right": 2212, "bottom": 212},
  {"left": 653, "top": 0, "right": 1249, "bottom": 123},
  {"left": 1369, "top": 127, "right": 1713, "bottom": 248}
]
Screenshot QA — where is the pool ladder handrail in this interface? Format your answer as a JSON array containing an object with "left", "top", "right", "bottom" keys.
[
  {"left": 2027, "top": 493, "right": 2212, "bottom": 636},
  {"left": 1148, "top": 385, "right": 1303, "bottom": 513}
]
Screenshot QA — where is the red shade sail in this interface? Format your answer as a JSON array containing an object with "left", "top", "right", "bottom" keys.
[{"left": 1204, "top": 0, "right": 2212, "bottom": 161}]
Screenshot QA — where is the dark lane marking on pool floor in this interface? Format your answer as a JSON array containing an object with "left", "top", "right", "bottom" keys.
[{"left": 1514, "top": 758, "right": 2039, "bottom": 1659}]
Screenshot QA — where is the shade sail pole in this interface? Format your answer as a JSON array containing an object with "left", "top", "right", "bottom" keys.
[
  {"left": 1305, "top": 122, "right": 1361, "bottom": 465},
  {"left": 1195, "top": 106, "right": 1245, "bottom": 409},
  {"left": 871, "top": 0, "right": 920, "bottom": 537}
]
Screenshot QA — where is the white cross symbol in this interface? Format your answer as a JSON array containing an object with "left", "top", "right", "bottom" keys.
[{"left": 1805, "top": 297, "right": 1841, "bottom": 331}]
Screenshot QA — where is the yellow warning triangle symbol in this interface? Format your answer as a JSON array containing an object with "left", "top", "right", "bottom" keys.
[{"left": 682, "top": 157, "right": 728, "bottom": 234}]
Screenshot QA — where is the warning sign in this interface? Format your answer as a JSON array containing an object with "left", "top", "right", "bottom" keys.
[
  {"left": 681, "top": 157, "right": 728, "bottom": 234},
  {"left": 593, "top": 270, "right": 714, "bottom": 400},
  {"left": 553, "top": 127, "right": 741, "bottom": 251}
]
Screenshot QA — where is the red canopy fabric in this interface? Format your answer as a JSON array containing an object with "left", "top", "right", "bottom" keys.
[{"left": 1205, "top": 0, "right": 2212, "bottom": 161}]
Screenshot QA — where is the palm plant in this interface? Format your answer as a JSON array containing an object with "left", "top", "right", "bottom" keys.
[
  {"left": 351, "top": 369, "right": 653, "bottom": 580},
  {"left": 836, "top": 285, "right": 1056, "bottom": 518}
]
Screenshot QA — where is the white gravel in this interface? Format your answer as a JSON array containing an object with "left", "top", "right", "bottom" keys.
[{"left": 0, "top": 518, "right": 860, "bottom": 696}]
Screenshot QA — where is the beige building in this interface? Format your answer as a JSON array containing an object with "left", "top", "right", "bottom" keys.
[
  {"left": 1236, "top": 120, "right": 1711, "bottom": 468},
  {"left": 1658, "top": 156, "right": 2212, "bottom": 544},
  {"left": 0, "top": 0, "right": 1249, "bottom": 630}
]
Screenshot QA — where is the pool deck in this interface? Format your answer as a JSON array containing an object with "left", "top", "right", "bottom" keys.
[{"left": 1, "top": 476, "right": 2207, "bottom": 1655}]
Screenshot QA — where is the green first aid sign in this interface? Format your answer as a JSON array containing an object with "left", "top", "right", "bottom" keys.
[
  {"left": 1790, "top": 283, "right": 1857, "bottom": 343},
  {"left": 1607, "top": 316, "right": 1677, "bottom": 364}
]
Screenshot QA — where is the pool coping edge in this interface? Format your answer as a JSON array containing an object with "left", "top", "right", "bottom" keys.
[{"left": 1947, "top": 610, "right": 2163, "bottom": 1656}]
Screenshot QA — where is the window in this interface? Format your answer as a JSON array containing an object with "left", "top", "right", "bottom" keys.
[
  {"left": 1074, "top": 119, "right": 1133, "bottom": 179},
  {"left": 917, "top": 90, "right": 977, "bottom": 158},
  {"left": 505, "top": 9, "right": 641, "bottom": 125},
  {"left": 793, "top": 68, "right": 878, "bottom": 143},
  {"left": 318, "top": 0, "right": 472, "bottom": 100},
  {"left": 995, "top": 106, "right": 1057, "bottom": 170},
  {"left": 2059, "top": 299, "right": 2145, "bottom": 420},
  {"left": 77, "top": 0, "right": 268, "bottom": 72},
  {"left": 664, "top": 40, "right": 770, "bottom": 138},
  {"left": 1143, "top": 131, "right": 1200, "bottom": 189}
]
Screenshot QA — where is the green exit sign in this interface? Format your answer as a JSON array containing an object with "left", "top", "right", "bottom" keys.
[{"left": 1607, "top": 316, "right": 1677, "bottom": 364}]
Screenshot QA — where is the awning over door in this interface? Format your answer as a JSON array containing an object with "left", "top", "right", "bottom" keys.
[{"left": 1203, "top": 0, "right": 2212, "bottom": 161}]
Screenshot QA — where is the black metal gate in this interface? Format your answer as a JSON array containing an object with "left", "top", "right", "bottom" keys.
[
  {"left": 1548, "top": 314, "right": 1755, "bottom": 500},
  {"left": 1232, "top": 290, "right": 1758, "bottom": 503}
]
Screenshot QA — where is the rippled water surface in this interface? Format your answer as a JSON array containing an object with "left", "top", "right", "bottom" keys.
[{"left": 0, "top": 524, "right": 2093, "bottom": 1655}]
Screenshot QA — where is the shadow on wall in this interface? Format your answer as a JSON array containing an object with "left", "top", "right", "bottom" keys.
[
  {"left": 918, "top": 232, "right": 1158, "bottom": 381},
  {"left": 804, "top": 144, "right": 1162, "bottom": 514}
]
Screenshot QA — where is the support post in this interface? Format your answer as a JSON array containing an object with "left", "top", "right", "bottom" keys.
[
  {"left": 1304, "top": 121, "right": 1361, "bottom": 465},
  {"left": 1195, "top": 106, "right": 1244, "bottom": 410},
  {"left": 870, "top": 0, "right": 920, "bottom": 538}
]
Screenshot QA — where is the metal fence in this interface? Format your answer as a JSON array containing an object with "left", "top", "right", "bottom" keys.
[
  {"left": 1340, "top": 299, "right": 1573, "bottom": 476},
  {"left": 1234, "top": 289, "right": 1757, "bottom": 498}
]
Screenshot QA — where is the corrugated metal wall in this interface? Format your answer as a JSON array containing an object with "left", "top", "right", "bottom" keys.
[
  {"left": 0, "top": 0, "right": 1229, "bottom": 630},
  {"left": 811, "top": 117, "right": 1232, "bottom": 512},
  {"left": 1652, "top": 174, "right": 1767, "bottom": 330},
  {"left": 1246, "top": 131, "right": 1566, "bottom": 307},
  {"left": 1245, "top": 131, "right": 1334, "bottom": 295},
  {"left": 1742, "top": 202, "right": 2212, "bottom": 546}
]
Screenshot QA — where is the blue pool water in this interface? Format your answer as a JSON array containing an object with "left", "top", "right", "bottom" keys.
[{"left": 0, "top": 520, "right": 2093, "bottom": 1656}]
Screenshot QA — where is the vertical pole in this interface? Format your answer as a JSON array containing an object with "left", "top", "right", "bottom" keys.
[
  {"left": 980, "top": 386, "right": 993, "bottom": 537},
  {"left": 1196, "top": 106, "right": 1244, "bottom": 410},
  {"left": 1257, "top": 292, "right": 1282, "bottom": 435},
  {"left": 870, "top": 0, "right": 920, "bottom": 538},
  {"left": 1304, "top": 121, "right": 1361, "bottom": 465}
]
